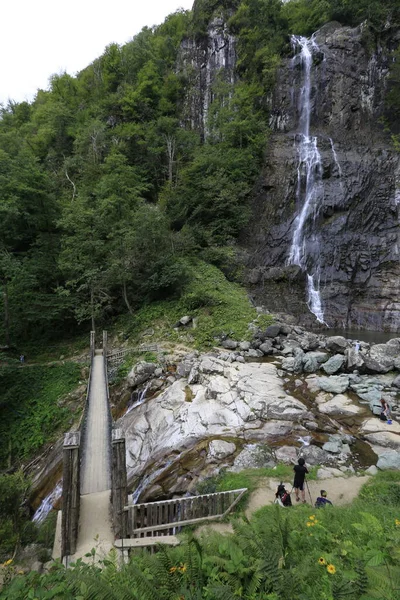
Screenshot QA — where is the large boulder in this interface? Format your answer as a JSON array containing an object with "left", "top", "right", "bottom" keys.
[
  {"left": 377, "top": 450, "right": 400, "bottom": 470},
  {"left": 346, "top": 348, "right": 365, "bottom": 371},
  {"left": 127, "top": 362, "right": 158, "bottom": 387},
  {"left": 221, "top": 339, "right": 238, "bottom": 350},
  {"left": 208, "top": 440, "right": 236, "bottom": 461},
  {"left": 317, "top": 375, "right": 349, "bottom": 394},
  {"left": 364, "top": 431, "right": 400, "bottom": 449},
  {"left": 302, "top": 351, "right": 329, "bottom": 373},
  {"left": 263, "top": 324, "right": 281, "bottom": 338},
  {"left": 322, "top": 354, "right": 346, "bottom": 375},
  {"left": 325, "top": 336, "right": 348, "bottom": 354},
  {"left": 318, "top": 394, "right": 364, "bottom": 416}
]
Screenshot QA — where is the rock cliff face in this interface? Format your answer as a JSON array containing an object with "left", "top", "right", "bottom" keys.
[
  {"left": 245, "top": 22, "right": 400, "bottom": 331},
  {"left": 178, "top": 15, "right": 236, "bottom": 138}
]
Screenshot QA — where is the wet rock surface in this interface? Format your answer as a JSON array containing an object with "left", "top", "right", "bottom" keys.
[{"left": 244, "top": 22, "right": 400, "bottom": 331}]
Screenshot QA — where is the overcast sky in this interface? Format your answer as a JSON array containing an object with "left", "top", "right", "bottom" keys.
[{"left": 0, "top": 0, "right": 194, "bottom": 105}]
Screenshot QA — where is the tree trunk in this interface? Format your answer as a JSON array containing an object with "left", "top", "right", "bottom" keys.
[
  {"left": 3, "top": 281, "right": 10, "bottom": 347},
  {"left": 122, "top": 280, "right": 134, "bottom": 315}
]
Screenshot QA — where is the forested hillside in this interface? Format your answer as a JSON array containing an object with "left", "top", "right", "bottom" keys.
[{"left": 0, "top": 0, "right": 399, "bottom": 347}]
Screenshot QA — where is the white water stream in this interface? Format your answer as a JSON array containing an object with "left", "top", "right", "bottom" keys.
[
  {"left": 32, "top": 480, "right": 62, "bottom": 524},
  {"left": 287, "top": 36, "right": 327, "bottom": 324}
]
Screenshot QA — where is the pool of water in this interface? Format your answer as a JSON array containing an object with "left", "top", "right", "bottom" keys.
[{"left": 324, "top": 329, "right": 400, "bottom": 345}]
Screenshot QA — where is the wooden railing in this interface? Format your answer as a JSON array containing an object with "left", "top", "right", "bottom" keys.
[{"left": 124, "top": 488, "right": 247, "bottom": 538}]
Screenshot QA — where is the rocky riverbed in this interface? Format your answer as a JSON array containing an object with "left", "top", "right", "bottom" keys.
[{"left": 111, "top": 316, "right": 400, "bottom": 502}]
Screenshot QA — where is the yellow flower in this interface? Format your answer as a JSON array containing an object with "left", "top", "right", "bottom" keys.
[
  {"left": 169, "top": 566, "right": 177, "bottom": 573},
  {"left": 3, "top": 559, "right": 13, "bottom": 566},
  {"left": 395, "top": 519, "right": 400, "bottom": 526},
  {"left": 318, "top": 557, "right": 327, "bottom": 565},
  {"left": 309, "top": 515, "right": 315, "bottom": 520},
  {"left": 307, "top": 522, "right": 312, "bottom": 527},
  {"left": 314, "top": 519, "right": 318, "bottom": 524},
  {"left": 178, "top": 563, "right": 187, "bottom": 573},
  {"left": 327, "top": 564, "right": 336, "bottom": 575}
]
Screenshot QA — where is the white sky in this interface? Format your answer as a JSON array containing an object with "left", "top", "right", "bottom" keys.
[{"left": 0, "top": 0, "right": 194, "bottom": 105}]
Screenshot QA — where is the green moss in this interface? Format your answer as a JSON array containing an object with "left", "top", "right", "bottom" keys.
[
  {"left": 116, "top": 260, "right": 260, "bottom": 350},
  {"left": 0, "top": 363, "right": 82, "bottom": 467}
]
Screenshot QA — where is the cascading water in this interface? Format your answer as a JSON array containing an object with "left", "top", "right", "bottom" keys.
[
  {"left": 288, "top": 36, "right": 326, "bottom": 324},
  {"left": 32, "top": 480, "right": 63, "bottom": 524}
]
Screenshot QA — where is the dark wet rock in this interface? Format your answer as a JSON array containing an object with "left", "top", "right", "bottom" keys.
[
  {"left": 259, "top": 340, "right": 273, "bottom": 355},
  {"left": 243, "top": 21, "right": 400, "bottom": 331},
  {"left": 264, "top": 324, "right": 282, "bottom": 338}
]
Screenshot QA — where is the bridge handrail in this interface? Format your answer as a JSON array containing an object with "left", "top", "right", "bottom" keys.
[{"left": 123, "top": 488, "right": 247, "bottom": 537}]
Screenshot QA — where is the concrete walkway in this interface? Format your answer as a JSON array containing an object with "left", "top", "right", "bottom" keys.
[
  {"left": 81, "top": 353, "right": 111, "bottom": 494},
  {"left": 74, "top": 351, "right": 113, "bottom": 561}
]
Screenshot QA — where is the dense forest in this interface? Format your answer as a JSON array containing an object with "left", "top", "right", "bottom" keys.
[{"left": 0, "top": 0, "right": 399, "bottom": 347}]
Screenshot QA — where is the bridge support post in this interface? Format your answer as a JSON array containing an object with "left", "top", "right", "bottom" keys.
[
  {"left": 61, "top": 432, "right": 81, "bottom": 560},
  {"left": 111, "top": 428, "right": 128, "bottom": 539}
]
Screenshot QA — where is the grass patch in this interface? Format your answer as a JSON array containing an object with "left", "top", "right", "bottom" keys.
[
  {"left": 115, "top": 260, "right": 272, "bottom": 350},
  {"left": 0, "top": 363, "right": 82, "bottom": 468}
]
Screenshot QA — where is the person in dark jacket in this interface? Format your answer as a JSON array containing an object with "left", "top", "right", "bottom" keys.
[
  {"left": 315, "top": 490, "right": 333, "bottom": 508},
  {"left": 293, "top": 457, "right": 309, "bottom": 503}
]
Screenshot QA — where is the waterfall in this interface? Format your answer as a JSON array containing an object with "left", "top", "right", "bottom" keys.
[
  {"left": 126, "top": 383, "right": 150, "bottom": 415},
  {"left": 288, "top": 36, "right": 326, "bottom": 324},
  {"left": 32, "top": 480, "right": 62, "bottom": 524},
  {"left": 329, "top": 138, "right": 342, "bottom": 178}
]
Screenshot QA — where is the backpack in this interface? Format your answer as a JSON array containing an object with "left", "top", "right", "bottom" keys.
[{"left": 276, "top": 484, "right": 292, "bottom": 507}]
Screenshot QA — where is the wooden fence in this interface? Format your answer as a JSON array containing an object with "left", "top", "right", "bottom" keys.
[{"left": 124, "top": 488, "right": 247, "bottom": 538}]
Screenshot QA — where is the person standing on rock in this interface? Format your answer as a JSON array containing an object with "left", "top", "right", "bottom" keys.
[
  {"left": 293, "top": 457, "right": 309, "bottom": 503},
  {"left": 380, "top": 398, "right": 392, "bottom": 424}
]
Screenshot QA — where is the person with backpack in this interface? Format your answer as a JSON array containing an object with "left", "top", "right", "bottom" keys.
[
  {"left": 275, "top": 483, "right": 292, "bottom": 507},
  {"left": 293, "top": 457, "right": 309, "bottom": 503},
  {"left": 315, "top": 490, "right": 333, "bottom": 508}
]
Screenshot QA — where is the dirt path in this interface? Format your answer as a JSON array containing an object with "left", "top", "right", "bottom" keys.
[{"left": 196, "top": 475, "right": 370, "bottom": 537}]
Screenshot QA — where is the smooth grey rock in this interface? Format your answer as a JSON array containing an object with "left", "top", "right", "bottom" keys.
[
  {"left": 302, "top": 445, "right": 332, "bottom": 465},
  {"left": 259, "top": 341, "right": 273, "bottom": 355},
  {"left": 221, "top": 339, "right": 238, "bottom": 350},
  {"left": 235, "top": 355, "right": 245, "bottom": 363},
  {"left": 180, "top": 315, "right": 192, "bottom": 325},
  {"left": 362, "top": 356, "right": 393, "bottom": 374},
  {"left": 274, "top": 446, "right": 298, "bottom": 464},
  {"left": 346, "top": 348, "right": 365, "bottom": 371},
  {"left": 302, "top": 354, "right": 319, "bottom": 373},
  {"left": 317, "top": 375, "right": 349, "bottom": 394},
  {"left": 325, "top": 336, "right": 348, "bottom": 354},
  {"left": 318, "top": 394, "right": 363, "bottom": 416},
  {"left": 377, "top": 450, "right": 400, "bottom": 470},
  {"left": 246, "top": 349, "right": 263, "bottom": 358},
  {"left": 323, "top": 441, "right": 342, "bottom": 454},
  {"left": 239, "top": 341, "right": 251, "bottom": 351},
  {"left": 281, "top": 357, "right": 295, "bottom": 372},
  {"left": 229, "top": 444, "right": 275, "bottom": 472},
  {"left": 208, "top": 440, "right": 236, "bottom": 460},
  {"left": 322, "top": 354, "right": 345, "bottom": 375},
  {"left": 317, "top": 467, "right": 334, "bottom": 479},
  {"left": 127, "top": 362, "right": 157, "bottom": 387},
  {"left": 393, "top": 375, "right": 400, "bottom": 389},
  {"left": 365, "top": 465, "right": 378, "bottom": 475}
]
